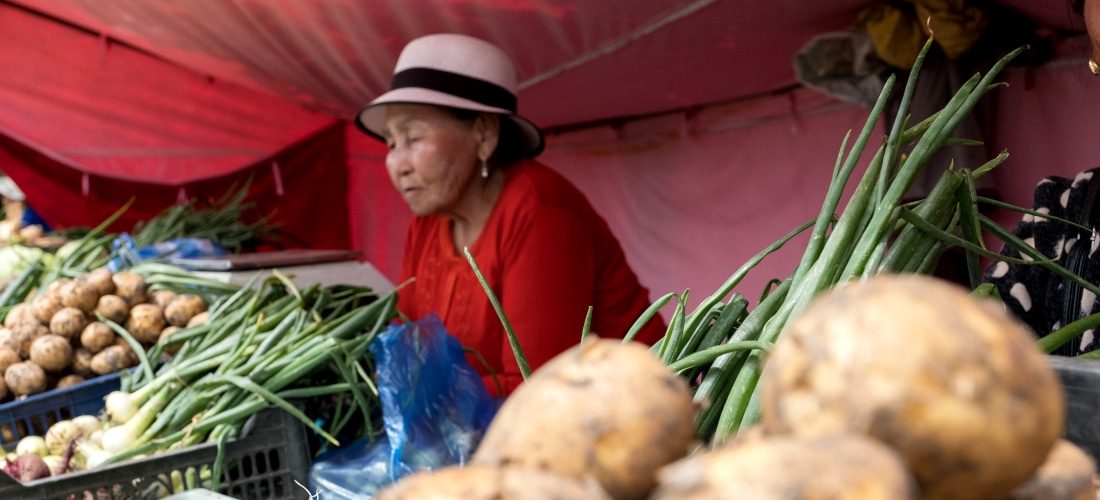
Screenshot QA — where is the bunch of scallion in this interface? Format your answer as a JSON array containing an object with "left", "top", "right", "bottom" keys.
[
  {"left": 620, "top": 39, "right": 1100, "bottom": 445},
  {"left": 78, "top": 270, "right": 396, "bottom": 491},
  {"left": 131, "top": 182, "right": 277, "bottom": 252}
]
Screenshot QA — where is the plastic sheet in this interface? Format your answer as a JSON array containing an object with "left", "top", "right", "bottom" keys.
[{"left": 308, "top": 313, "right": 501, "bottom": 499}]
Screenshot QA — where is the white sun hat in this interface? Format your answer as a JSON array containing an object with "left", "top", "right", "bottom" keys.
[{"left": 355, "top": 33, "right": 544, "bottom": 157}]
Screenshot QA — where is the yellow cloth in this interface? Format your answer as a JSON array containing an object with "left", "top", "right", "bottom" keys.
[{"left": 858, "top": 0, "right": 988, "bottom": 69}]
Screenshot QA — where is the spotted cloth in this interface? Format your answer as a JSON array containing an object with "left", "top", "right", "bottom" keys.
[{"left": 984, "top": 168, "right": 1100, "bottom": 356}]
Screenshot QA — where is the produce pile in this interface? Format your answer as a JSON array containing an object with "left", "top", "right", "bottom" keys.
[
  {"left": 0, "top": 273, "right": 397, "bottom": 495},
  {"left": 0, "top": 266, "right": 233, "bottom": 401},
  {"left": 375, "top": 275, "right": 1095, "bottom": 500}
]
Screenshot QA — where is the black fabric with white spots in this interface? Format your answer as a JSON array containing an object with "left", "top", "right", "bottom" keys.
[{"left": 983, "top": 167, "right": 1100, "bottom": 356}]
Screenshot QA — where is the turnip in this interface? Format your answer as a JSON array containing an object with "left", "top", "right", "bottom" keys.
[
  {"left": 79, "top": 322, "right": 115, "bottom": 353},
  {"left": 472, "top": 339, "right": 696, "bottom": 500},
  {"left": 94, "top": 295, "right": 129, "bottom": 325},
  {"left": 45, "top": 420, "right": 80, "bottom": 456},
  {"left": 111, "top": 271, "right": 147, "bottom": 306},
  {"left": 125, "top": 304, "right": 164, "bottom": 344},
  {"left": 4, "top": 361, "right": 46, "bottom": 396},
  {"left": 30, "top": 294, "right": 62, "bottom": 325},
  {"left": 58, "top": 280, "right": 98, "bottom": 313},
  {"left": 48, "top": 307, "right": 87, "bottom": 341},
  {"left": 6, "top": 453, "right": 50, "bottom": 482},
  {"left": 164, "top": 294, "right": 206, "bottom": 327},
  {"left": 760, "top": 274, "right": 1065, "bottom": 500},
  {"left": 15, "top": 435, "right": 47, "bottom": 457}
]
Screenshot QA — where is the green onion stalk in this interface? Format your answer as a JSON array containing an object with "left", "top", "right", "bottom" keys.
[{"left": 621, "top": 40, "right": 1096, "bottom": 445}]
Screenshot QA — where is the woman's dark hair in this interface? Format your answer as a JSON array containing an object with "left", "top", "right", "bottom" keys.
[
  {"left": 441, "top": 107, "right": 526, "bottom": 168},
  {"left": 1074, "top": 0, "right": 1085, "bottom": 16}
]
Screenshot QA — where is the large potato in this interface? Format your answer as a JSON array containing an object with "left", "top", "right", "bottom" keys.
[
  {"left": 58, "top": 280, "right": 98, "bottom": 313},
  {"left": 111, "top": 271, "right": 147, "bottom": 306},
  {"left": 165, "top": 294, "right": 206, "bottom": 327},
  {"left": 11, "top": 322, "right": 49, "bottom": 359},
  {"left": 472, "top": 339, "right": 696, "bottom": 500},
  {"left": 375, "top": 464, "right": 610, "bottom": 500},
  {"left": 49, "top": 307, "right": 88, "bottom": 340},
  {"left": 95, "top": 294, "right": 130, "bottom": 325},
  {"left": 1010, "top": 439, "right": 1097, "bottom": 500},
  {"left": 80, "top": 268, "right": 115, "bottom": 296},
  {"left": 651, "top": 433, "right": 917, "bottom": 500},
  {"left": 760, "top": 274, "right": 1065, "bottom": 500},
  {"left": 30, "top": 294, "right": 63, "bottom": 325},
  {"left": 29, "top": 334, "right": 73, "bottom": 372},
  {"left": 125, "top": 304, "right": 165, "bottom": 344},
  {"left": 4, "top": 303, "right": 33, "bottom": 329},
  {"left": 4, "top": 361, "right": 46, "bottom": 396}
]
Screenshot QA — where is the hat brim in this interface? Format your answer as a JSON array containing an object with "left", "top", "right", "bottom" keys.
[{"left": 355, "top": 87, "right": 544, "bottom": 157}]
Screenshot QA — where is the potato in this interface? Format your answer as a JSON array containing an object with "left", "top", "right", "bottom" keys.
[
  {"left": 80, "top": 268, "right": 115, "bottom": 296},
  {"left": 111, "top": 271, "right": 147, "bottom": 306},
  {"left": 150, "top": 290, "right": 177, "bottom": 311},
  {"left": 49, "top": 307, "right": 88, "bottom": 341},
  {"left": 30, "top": 293, "right": 63, "bottom": 325},
  {"left": 165, "top": 294, "right": 206, "bottom": 328},
  {"left": 80, "top": 322, "right": 115, "bottom": 354},
  {"left": 0, "top": 347, "right": 20, "bottom": 374},
  {"left": 651, "top": 433, "right": 917, "bottom": 500},
  {"left": 0, "top": 328, "right": 17, "bottom": 353},
  {"left": 90, "top": 345, "right": 132, "bottom": 375},
  {"left": 45, "top": 278, "right": 71, "bottom": 298},
  {"left": 71, "top": 347, "right": 94, "bottom": 378},
  {"left": 11, "top": 321, "right": 49, "bottom": 359},
  {"left": 30, "top": 334, "right": 73, "bottom": 372},
  {"left": 472, "top": 339, "right": 696, "bottom": 500},
  {"left": 159, "top": 326, "right": 181, "bottom": 356},
  {"left": 4, "top": 361, "right": 46, "bottom": 396},
  {"left": 95, "top": 294, "right": 130, "bottom": 325},
  {"left": 4, "top": 303, "right": 33, "bottom": 329},
  {"left": 58, "top": 280, "right": 99, "bottom": 313},
  {"left": 760, "top": 274, "right": 1065, "bottom": 500},
  {"left": 1010, "top": 439, "right": 1097, "bottom": 500},
  {"left": 186, "top": 311, "right": 209, "bottom": 328},
  {"left": 375, "top": 464, "right": 611, "bottom": 500},
  {"left": 55, "top": 374, "right": 85, "bottom": 389},
  {"left": 125, "top": 304, "right": 165, "bottom": 344}
]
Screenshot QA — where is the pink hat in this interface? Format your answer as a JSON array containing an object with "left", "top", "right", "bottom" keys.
[{"left": 356, "top": 34, "right": 544, "bottom": 157}]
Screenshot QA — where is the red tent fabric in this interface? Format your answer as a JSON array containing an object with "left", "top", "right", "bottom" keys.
[{"left": 0, "top": 123, "right": 351, "bottom": 250}]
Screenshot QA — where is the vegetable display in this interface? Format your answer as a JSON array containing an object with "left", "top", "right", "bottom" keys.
[{"left": 1, "top": 272, "right": 398, "bottom": 494}]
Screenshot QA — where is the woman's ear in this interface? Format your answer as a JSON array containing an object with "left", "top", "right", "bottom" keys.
[{"left": 474, "top": 113, "right": 501, "bottom": 161}]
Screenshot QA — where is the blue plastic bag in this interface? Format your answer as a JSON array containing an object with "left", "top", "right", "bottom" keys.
[
  {"left": 107, "top": 233, "right": 227, "bottom": 272},
  {"left": 308, "top": 313, "right": 502, "bottom": 499}
]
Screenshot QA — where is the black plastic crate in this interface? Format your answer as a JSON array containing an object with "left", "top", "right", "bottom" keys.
[
  {"left": 0, "top": 371, "right": 121, "bottom": 445},
  {"left": 1050, "top": 355, "right": 1100, "bottom": 461},
  {"left": 0, "top": 407, "right": 313, "bottom": 500}
]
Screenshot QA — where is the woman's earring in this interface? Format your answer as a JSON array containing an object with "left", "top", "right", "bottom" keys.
[
  {"left": 481, "top": 159, "right": 489, "bottom": 178},
  {"left": 1090, "top": 58, "right": 1100, "bottom": 77}
]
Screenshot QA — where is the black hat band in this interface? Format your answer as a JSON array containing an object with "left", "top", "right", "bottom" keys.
[{"left": 390, "top": 67, "right": 517, "bottom": 112}]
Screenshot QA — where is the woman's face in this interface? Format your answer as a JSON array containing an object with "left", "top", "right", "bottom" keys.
[
  {"left": 382, "top": 104, "right": 483, "bottom": 216},
  {"left": 1088, "top": 0, "right": 1100, "bottom": 63}
]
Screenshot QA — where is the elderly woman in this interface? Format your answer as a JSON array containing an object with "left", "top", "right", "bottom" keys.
[
  {"left": 982, "top": 0, "right": 1100, "bottom": 355},
  {"left": 356, "top": 34, "right": 665, "bottom": 396}
]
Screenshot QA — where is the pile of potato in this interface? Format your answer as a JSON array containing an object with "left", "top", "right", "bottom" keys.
[
  {"left": 0, "top": 268, "right": 207, "bottom": 401},
  {"left": 374, "top": 274, "right": 1097, "bottom": 500}
]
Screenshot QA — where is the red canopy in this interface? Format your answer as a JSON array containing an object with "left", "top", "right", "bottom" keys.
[{"left": 0, "top": 0, "right": 1096, "bottom": 306}]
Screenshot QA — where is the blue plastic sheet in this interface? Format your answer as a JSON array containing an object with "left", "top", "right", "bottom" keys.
[
  {"left": 107, "top": 233, "right": 226, "bottom": 272},
  {"left": 309, "top": 313, "right": 502, "bottom": 499}
]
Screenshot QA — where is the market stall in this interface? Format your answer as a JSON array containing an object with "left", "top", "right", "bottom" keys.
[{"left": 0, "top": 0, "right": 1098, "bottom": 499}]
